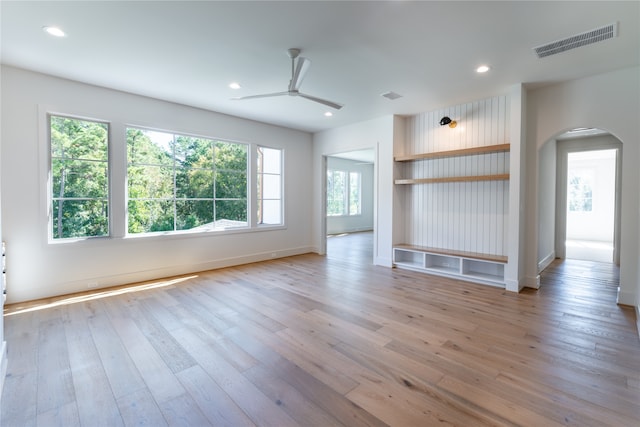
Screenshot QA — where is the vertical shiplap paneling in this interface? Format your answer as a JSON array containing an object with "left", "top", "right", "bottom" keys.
[
  {"left": 400, "top": 95, "right": 510, "bottom": 256},
  {"left": 417, "top": 114, "right": 425, "bottom": 246}
]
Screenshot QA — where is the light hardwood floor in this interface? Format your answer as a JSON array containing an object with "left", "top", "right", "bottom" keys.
[{"left": 2, "top": 232, "right": 639, "bottom": 426}]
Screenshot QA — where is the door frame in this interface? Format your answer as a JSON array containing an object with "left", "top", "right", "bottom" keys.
[{"left": 555, "top": 136, "right": 622, "bottom": 264}]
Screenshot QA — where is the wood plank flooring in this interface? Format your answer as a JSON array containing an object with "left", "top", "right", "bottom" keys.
[{"left": 2, "top": 232, "right": 639, "bottom": 426}]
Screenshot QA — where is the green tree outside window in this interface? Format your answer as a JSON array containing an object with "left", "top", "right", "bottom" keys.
[
  {"left": 127, "top": 128, "right": 248, "bottom": 233},
  {"left": 50, "top": 116, "right": 109, "bottom": 239}
]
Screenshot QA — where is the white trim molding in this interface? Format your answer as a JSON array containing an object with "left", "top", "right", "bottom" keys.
[{"left": 538, "top": 251, "right": 556, "bottom": 273}]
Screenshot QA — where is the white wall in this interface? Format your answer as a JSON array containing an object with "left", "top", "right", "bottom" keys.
[
  {"left": 537, "top": 139, "right": 556, "bottom": 271},
  {"left": 0, "top": 65, "right": 5, "bottom": 394},
  {"left": 0, "top": 66, "right": 314, "bottom": 303},
  {"left": 326, "top": 157, "right": 374, "bottom": 235},
  {"left": 526, "top": 66, "right": 640, "bottom": 307},
  {"left": 313, "top": 116, "right": 396, "bottom": 267}
]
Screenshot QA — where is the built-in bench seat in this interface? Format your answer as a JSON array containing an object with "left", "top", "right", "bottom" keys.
[{"left": 392, "top": 244, "right": 507, "bottom": 287}]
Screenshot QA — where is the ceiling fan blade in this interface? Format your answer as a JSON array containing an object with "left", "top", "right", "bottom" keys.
[
  {"left": 298, "top": 92, "right": 344, "bottom": 110},
  {"left": 289, "top": 57, "right": 311, "bottom": 91},
  {"left": 231, "top": 91, "right": 289, "bottom": 101}
]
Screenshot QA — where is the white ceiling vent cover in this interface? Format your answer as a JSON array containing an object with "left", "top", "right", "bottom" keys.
[{"left": 533, "top": 22, "right": 618, "bottom": 58}]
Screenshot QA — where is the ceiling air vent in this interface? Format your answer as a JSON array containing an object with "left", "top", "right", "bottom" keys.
[
  {"left": 533, "top": 22, "right": 618, "bottom": 58},
  {"left": 381, "top": 91, "right": 403, "bottom": 100}
]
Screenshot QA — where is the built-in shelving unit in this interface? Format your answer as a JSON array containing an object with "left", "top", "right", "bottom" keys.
[
  {"left": 393, "top": 244, "right": 507, "bottom": 287},
  {"left": 393, "top": 140, "right": 510, "bottom": 287},
  {"left": 394, "top": 143, "right": 510, "bottom": 185}
]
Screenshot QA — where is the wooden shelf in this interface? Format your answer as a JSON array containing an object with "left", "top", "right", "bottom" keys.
[
  {"left": 395, "top": 143, "right": 510, "bottom": 162},
  {"left": 395, "top": 173, "right": 509, "bottom": 185}
]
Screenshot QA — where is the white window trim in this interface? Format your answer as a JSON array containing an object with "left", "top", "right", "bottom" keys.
[
  {"left": 125, "top": 126, "right": 251, "bottom": 235},
  {"left": 256, "top": 145, "right": 284, "bottom": 227},
  {"left": 39, "top": 107, "right": 287, "bottom": 245}
]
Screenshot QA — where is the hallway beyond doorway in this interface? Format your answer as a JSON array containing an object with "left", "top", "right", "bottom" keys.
[
  {"left": 566, "top": 239, "right": 613, "bottom": 263},
  {"left": 326, "top": 231, "right": 373, "bottom": 264}
]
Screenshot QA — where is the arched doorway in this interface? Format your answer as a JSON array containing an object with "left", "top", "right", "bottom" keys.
[
  {"left": 555, "top": 130, "right": 622, "bottom": 265},
  {"left": 537, "top": 128, "right": 622, "bottom": 272}
]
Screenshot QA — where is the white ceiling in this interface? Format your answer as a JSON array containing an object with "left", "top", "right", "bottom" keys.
[{"left": 1, "top": 1, "right": 638, "bottom": 133}]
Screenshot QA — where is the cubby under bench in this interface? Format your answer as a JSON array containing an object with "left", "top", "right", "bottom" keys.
[{"left": 392, "top": 244, "right": 507, "bottom": 287}]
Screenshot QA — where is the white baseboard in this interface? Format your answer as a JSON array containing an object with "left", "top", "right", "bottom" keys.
[
  {"left": 504, "top": 279, "right": 521, "bottom": 292},
  {"left": 538, "top": 251, "right": 556, "bottom": 273},
  {"left": 95, "top": 245, "right": 316, "bottom": 288},
  {"left": 7, "top": 246, "right": 315, "bottom": 304},
  {"left": 617, "top": 287, "right": 636, "bottom": 307},
  {"left": 525, "top": 275, "right": 541, "bottom": 289},
  {"left": 375, "top": 256, "right": 393, "bottom": 268}
]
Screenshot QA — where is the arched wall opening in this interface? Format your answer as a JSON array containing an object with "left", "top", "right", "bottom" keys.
[
  {"left": 524, "top": 67, "right": 639, "bottom": 308},
  {"left": 536, "top": 128, "right": 623, "bottom": 275}
]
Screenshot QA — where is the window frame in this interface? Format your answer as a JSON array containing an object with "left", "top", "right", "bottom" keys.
[
  {"left": 327, "top": 168, "right": 362, "bottom": 217},
  {"left": 126, "top": 126, "right": 250, "bottom": 236},
  {"left": 256, "top": 145, "right": 284, "bottom": 227},
  {"left": 42, "top": 109, "right": 287, "bottom": 244},
  {"left": 47, "top": 113, "right": 112, "bottom": 242}
]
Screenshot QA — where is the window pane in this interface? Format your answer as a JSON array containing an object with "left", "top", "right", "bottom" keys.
[
  {"left": 568, "top": 172, "right": 593, "bottom": 212},
  {"left": 259, "top": 147, "right": 281, "bottom": 174},
  {"left": 261, "top": 174, "right": 281, "bottom": 199},
  {"left": 176, "top": 200, "right": 214, "bottom": 230},
  {"left": 327, "top": 170, "right": 347, "bottom": 216},
  {"left": 51, "top": 116, "right": 108, "bottom": 161},
  {"left": 50, "top": 115, "right": 109, "bottom": 240},
  {"left": 216, "top": 171, "right": 247, "bottom": 199},
  {"left": 128, "top": 165, "right": 174, "bottom": 199},
  {"left": 127, "top": 200, "right": 174, "bottom": 233},
  {"left": 215, "top": 200, "right": 248, "bottom": 225},
  {"left": 349, "top": 171, "right": 361, "bottom": 215},
  {"left": 175, "top": 136, "right": 213, "bottom": 168},
  {"left": 52, "top": 159, "right": 108, "bottom": 198},
  {"left": 127, "top": 128, "right": 173, "bottom": 166},
  {"left": 260, "top": 200, "right": 282, "bottom": 225},
  {"left": 257, "top": 146, "right": 283, "bottom": 225},
  {"left": 52, "top": 199, "right": 108, "bottom": 239},
  {"left": 216, "top": 141, "right": 248, "bottom": 170},
  {"left": 176, "top": 169, "right": 214, "bottom": 198}
]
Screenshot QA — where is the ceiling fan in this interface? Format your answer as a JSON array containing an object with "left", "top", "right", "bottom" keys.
[{"left": 232, "top": 48, "right": 343, "bottom": 110}]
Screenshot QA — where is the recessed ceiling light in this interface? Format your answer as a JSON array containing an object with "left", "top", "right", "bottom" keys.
[
  {"left": 228, "top": 82, "right": 241, "bottom": 90},
  {"left": 43, "top": 26, "right": 66, "bottom": 37},
  {"left": 476, "top": 65, "right": 490, "bottom": 73},
  {"left": 324, "top": 112, "right": 333, "bottom": 117}
]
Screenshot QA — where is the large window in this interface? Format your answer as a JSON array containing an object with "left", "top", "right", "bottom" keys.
[
  {"left": 327, "top": 169, "right": 361, "bottom": 216},
  {"left": 127, "top": 128, "right": 248, "bottom": 233},
  {"left": 50, "top": 115, "right": 109, "bottom": 239},
  {"left": 257, "top": 146, "right": 283, "bottom": 225}
]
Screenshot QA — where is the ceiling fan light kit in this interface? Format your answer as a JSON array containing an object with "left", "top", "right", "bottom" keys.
[{"left": 232, "top": 48, "right": 343, "bottom": 110}]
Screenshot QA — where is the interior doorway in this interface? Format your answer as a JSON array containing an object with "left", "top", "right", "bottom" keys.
[
  {"left": 324, "top": 149, "right": 375, "bottom": 263},
  {"left": 555, "top": 131, "right": 622, "bottom": 265},
  {"left": 565, "top": 149, "right": 616, "bottom": 262}
]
